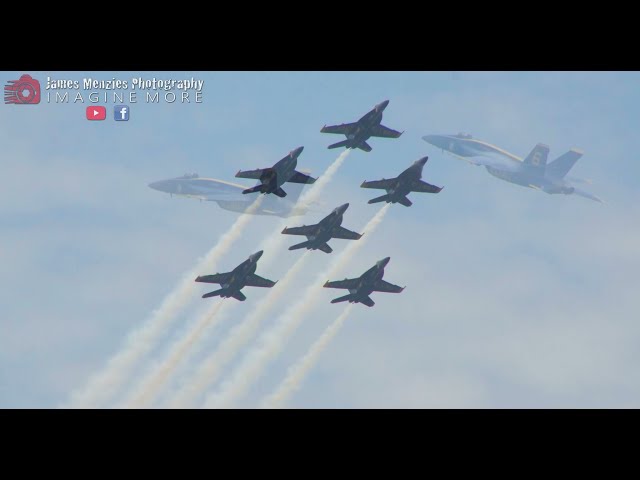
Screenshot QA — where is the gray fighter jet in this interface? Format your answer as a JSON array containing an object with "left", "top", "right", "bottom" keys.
[
  {"left": 320, "top": 100, "right": 403, "bottom": 152},
  {"left": 195, "top": 250, "right": 276, "bottom": 301},
  {"left": 148, "top": 173, "right": 312, "bottom": 217},
  {"left": 281, "top": 203, "right": 362, "bottom": 254},
  {"left": 422, "top": 133, "right": 602, "bottom": 202},
  {"left": 323, "top": 257, "right": 404, "bottom": 307},
  {"left": 360, "top": 157, "right": 443, "bottom": 206},
  {"left": 235, "top": 146, "right": 317, "bottom": 198}
]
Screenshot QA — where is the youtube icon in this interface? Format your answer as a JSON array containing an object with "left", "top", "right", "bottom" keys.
[{"left": 86, "top": 106, "right": 107, "bottom": 121}]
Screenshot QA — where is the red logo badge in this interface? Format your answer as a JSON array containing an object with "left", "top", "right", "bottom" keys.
[{"left": 4, "top": 74, "right": 41, "bottom": 104}]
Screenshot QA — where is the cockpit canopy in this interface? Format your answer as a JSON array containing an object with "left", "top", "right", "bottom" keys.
[
  {"left": 181, "top": 173, "right": 199, "bottom": 179},
  {"left": 455, "top": 132, "right": 472, "bottom": 139}
]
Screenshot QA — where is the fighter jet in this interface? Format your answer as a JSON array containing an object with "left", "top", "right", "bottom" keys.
[
  {"left": 320, "top": 100, "right": 403, "bottom": 152},
  {"left": 195, "top": 250, "right": 276, "bottom": 301},
  {"left": 148, "top": 173, "right": 313, "bottom": 217},
  {"left": 323, "top": 257, "right": 405, "bottom": 307},
  {"left": 423, "top": 133, "right": 602, "bottom": 202},
  {"left": 360, "top": 157, "right": 443, "bottom": 207},
  {"left": 235, "top": 146, "right": 316, "bottom": 198},
  {"left": 281, "top": 203, "right": 362, "bottom": 254}
]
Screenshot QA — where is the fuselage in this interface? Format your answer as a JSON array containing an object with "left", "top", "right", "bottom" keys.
[
  {"left": 219, "top": 252, "right": 261, "bottom": 296},
  {"left": 350, "top": 257, "right": 389, "bottom": 301},
  {"left": 423, "top": 134, "right": 573, "bottom": 194},
  {"left": 148, "top": 174, "right": 305, "bottom": 216},
  {"left": 386, "top": 159, "right": 426, "bottom": 201},
  {"left": 346, "top": 100, "right": 388, "bottom": 147},
  {"left": 423, "top": 133, "right": 521, "bottom": 161},
  {"left": 308, "top": 204, "right": 347, "bottom": 247}
]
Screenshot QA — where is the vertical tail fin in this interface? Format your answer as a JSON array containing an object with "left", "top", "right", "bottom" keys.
[
  {"left": 546, "top": 148, "right": 584, "bottom": 178},
  {"left": 523, "top": 143, "right": 550, "bottom": 169}
]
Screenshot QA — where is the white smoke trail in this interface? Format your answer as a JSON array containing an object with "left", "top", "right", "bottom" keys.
[
  {"left": 261, "top": 304, "right": 354, "bottom": 408},
  {"left": 65, "top": 196, "right": 264, "bottom": 408},
  {"left": 164, "top": 150, "right": 351, "bottom": 408},
  {"left": 166, "top": 251, "right": 311, "bottom": 408},
  {"left": 121, "top": 301, "right": 228, "bottom": 408},
  {"left": 297, "top": 149, "right": 350, "bottom": 209},
  {"left": 203, "top": 203, "right": 391, "bottom": 408}
]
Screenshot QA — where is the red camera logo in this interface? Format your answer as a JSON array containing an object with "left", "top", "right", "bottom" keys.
[{"left": 4, "top": 74, "right": 41, "bottom": 104}]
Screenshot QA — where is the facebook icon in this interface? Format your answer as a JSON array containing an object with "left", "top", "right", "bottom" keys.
[{"left": 114, "top": 105, "right": 130, "bottom": 121}]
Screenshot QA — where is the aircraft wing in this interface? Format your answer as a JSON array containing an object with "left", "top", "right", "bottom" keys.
[
  {"left": 370, "top": 124, "right": 403, "bottom": 138},
  {"left": 288, "top": 171, "right": 317, "bottom": 185},
  {"left": 195, "top": 272, "right": 232, "bottom": 284},
  {"left": 244, "top": 273, "right": 277, "bottom": 288},
  {"left": 372, "top": 279, "right": 404, "bottom": 293},
  {"left": 410, "top": 180, "right": 443, "bottom": 193},
  {"left": 360, "top": 178, "right": 396, "bottom": 190},
  {"left": 323, "top": 278, "right": 359, "bottom": 290},
  {"left": 321, "top": 123, "right": 357, "bottom": 135},
  {"left": 235, "top": 168, "right": 268, "bottom": 180},
  {"left": 281, "top": 224, "right": 319, "bottom": 236},
  {"left": 331, "top": 225, "right": 363, "bottom": 240}
]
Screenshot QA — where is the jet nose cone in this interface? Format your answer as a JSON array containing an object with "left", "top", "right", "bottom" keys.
[
  {"left": 422, "top": 134, "right": 449, "bottom": 149},
  {"left": 337, "top": 203, "right": 350, "bottom": 213},
  {"left": 377, "top": 257, "right": 391, "bottom": 267},
  {"left": 148, "top": 180, "right": 168, "bottom": 192},
  {"left": 290, "top": 146, "right": 304, "bottom": 157},
  {"left": 416, "top": 156, "right": 429, "bottom": 166},
  {"left": 250, "top": 250, "right": 264, "bottom": 261},
  {"left": 376, "top": 100, "right": 390, "bottom": 111}
]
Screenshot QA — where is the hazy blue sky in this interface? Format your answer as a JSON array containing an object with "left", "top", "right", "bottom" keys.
[{"left": 2, "top": 71, "right": 639, "bottom": 408}]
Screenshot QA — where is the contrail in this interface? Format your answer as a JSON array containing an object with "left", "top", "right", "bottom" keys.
[
  {"left": 65, "top": 196, "right": 264, "bottom": 408},
  {"left": 164, "top": 151, "right": 352, "bottom": 408},
  {"left": 122, "top": 301, "right": 228, "bottom": 408},
  {"left": 261, "top": 304, "right": 354, "bottom": 408},
  {"left": 297, "top": 149, "right": 350, "bottom": 209},
  {"left": 166, "top": 251, "right": 311, "bottom": 408},
  {"left": 203, "top": 203, "right": 391, "bottom": 408}
]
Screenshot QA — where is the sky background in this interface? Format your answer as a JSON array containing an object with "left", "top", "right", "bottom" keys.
[{"left": 1, "top": 71, "right": 639, "bottom": 408}]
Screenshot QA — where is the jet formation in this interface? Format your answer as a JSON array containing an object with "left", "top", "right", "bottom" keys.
[
  {"left": 195, "top": 250, "right": 277, "bottom": 301},
  {"left": 235, "top": 146, "right": 316, "bottom": 198},
  {"left": 323, "top": 257, "right": 405, "bottom": 307},
  {"left": 146, "top": 99, "right": 602, "bottom": 309},
  {"left": 320, "top": 100, "right": 403, "bottom": 152},
  {"left": 423, "top": 133, "right": 602, "bottom": 202},
  {"left": 281, "top": 203, "right": 362, "bottom": 253},
  {"left": 360, "top": 156, "right": 442, "bottom": 206}
]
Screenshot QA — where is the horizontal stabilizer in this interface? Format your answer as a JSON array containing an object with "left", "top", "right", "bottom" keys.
[
  {"left": 359, "top": 295, "right": 375, "bottom": 307},
  {"left": 289, "top": 240, "right": 311, "bottom": 251},
  {"left": 573, "top": 188, "right": 604, "bottom": 203},
  {"left": 202, "top": 288, "right": 225, "bottom": 299},
  {"left": 328, "top": 139, "right": 351, "bottom": 150},
  {"left": 357, "top": 141, "right": 372, "bottom": 152},
  {"left": 230, "top": 291, "right": 247, "bottom": 301},
  {"left": 330, "top": 294, "right": 354, "bottom": 304},
  {"left": 368, "top": 194, "right": 392, "bottom": 204},
  {"left": 242, "top": 185, "right": 264, "bottom": 195},
  {"left": 317, "top": 243, "right": 333, "bottom": 254},
  {"left": 397, "top": 196, "right": 413, "bottom": 207}
]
